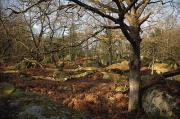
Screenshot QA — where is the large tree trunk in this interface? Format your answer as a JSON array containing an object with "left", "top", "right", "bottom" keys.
[{"left": 128, "top": 42, "right": 141, "bottom": 112}]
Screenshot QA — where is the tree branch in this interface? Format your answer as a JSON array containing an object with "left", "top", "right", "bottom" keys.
[
  {"left": 43, "top": 28, "right": 105, "bottom": 54},
  {"left": 102, "top": 25, "right": 121, "bottom": 29},
  {"left": 69, "top": 0, "right": 119, "bottom": 23},
  {"left": 6, "top": 0, "right": 49, "bottom": 15},
  {"left": 139, "top": 12, "right": 151, "bottom": 25},
  {"left": 125, "top": 0, "right": 138, "bottom": 13},
  {"left": 57, "top": 4, "right": 77, "bottom": 10},
  {"left": 148, "top": 0, "right": 174, "bottom": 5},
  {"left": 136, "top": 0, "right": 150, "bottom": 18},
  {"left": 112, "top": 0, "right": 125, "bottom": 18},
  {"left": 92, "top": 0, "right": 119, "bottom": 13}
]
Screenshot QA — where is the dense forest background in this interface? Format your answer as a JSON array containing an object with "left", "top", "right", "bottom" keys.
[{"left": 0, "top": 0, "right": 179, "bottom": 66}]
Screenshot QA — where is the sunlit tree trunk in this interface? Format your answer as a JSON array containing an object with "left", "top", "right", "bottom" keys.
[
  {"left": 128, "top": 28, "right": 141, "bottom": 112},
  {"left": 128, "top": 43, "right": 141, "bottom": 112}
]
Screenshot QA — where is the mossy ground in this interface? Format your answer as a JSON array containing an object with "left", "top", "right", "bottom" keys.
[
  {"left": 0, "top": 83, "right": 86, "bottom": 119},
  {"left": 0, "top": 64, "right": 179, "bottom": 119}
]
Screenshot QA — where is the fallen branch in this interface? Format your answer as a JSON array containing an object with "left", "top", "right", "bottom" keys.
[
  {"left": 141, "top": 69, "right": 180, "bottom": 89},
  {"left": 162, "top": 69, "right": 180, "bottom": 78}
]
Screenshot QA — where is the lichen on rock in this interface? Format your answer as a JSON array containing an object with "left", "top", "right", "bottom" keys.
[
  {"left": 142, "top": 86, "right": 180, "bottom": 118},
  {"left": 0, "top": 84, "right": 87, "bottom": 119}
]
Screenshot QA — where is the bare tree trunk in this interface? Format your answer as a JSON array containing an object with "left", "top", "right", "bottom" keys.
[
  {"left": 151, "top": 47, "right": 155, "bottom": 74},
  {"left": 128, "top": 41, "right": 141, "bottom": 112},
  {"left": 107, "top": 19, "right": 113, "bottom": 65},
  {"left": 108, "top": 36, "right": 113, "bottom": 65},
  {"left": 85, "top": 39, "right": 89, "bottom": 57}
]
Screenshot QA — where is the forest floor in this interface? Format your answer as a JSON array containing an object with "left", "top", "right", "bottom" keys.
[{"left": 0, "top": 64, "right": 179, "bottom": 119}]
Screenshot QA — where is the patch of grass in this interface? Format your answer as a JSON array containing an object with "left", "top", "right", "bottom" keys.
[{"left": 5, "top": 66, "right": 16, "bottom": 70}]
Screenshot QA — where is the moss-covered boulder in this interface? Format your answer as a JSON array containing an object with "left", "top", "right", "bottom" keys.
[
  {"left": 18, "top": 72, "right": 34, "bottom": 80},
  {"left": 0, "top": 83, "right": 15, "bottom": 96},
  {"left": 101, "top": 72, "right": 128, "bottom": 81},
  {"left": 16, "top": 59, "right": 43, "bottom": 69},
  {"left": 106, "top": 60, "right": 129, "bottom": 72},
  {"left": 142, "top": 86, "right": 180, "bottom": 119},
  {"left": 53, "top": 70, "right": 70, "bottom": 81},
  {"left": 0, "top": 86, "right": 87, "bottom": 119},
  {"left": 114, "top": 85, "right": 129, "bottom": 92}
]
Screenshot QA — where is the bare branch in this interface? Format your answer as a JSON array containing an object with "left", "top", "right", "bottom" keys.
[
  {"left": 139, "top": 12, "right": 151, "bottom": 25},
  {"left": 91, "top": 0, "right": 119, "bottom": 13},
  {"left": 125, "top": 0, "right": 138, "bottom": 13},
  {"left": 112, "top": 0, "right": 124, "bottom": 18},
  {"left": 7, "top": 0, "right": 77, "bottom": 16},
  {"left": 148, "top": 0, "right": 174, "bottom": 5},
  {"left": 102, "top": 25, "right": 121, "bottom": 29},
  {"left": 57, "top": 4, "right": 77, "bottom": 10},
  {"left": 135, "top": 0, "right": 147, "bottom": 10},
  {"left": 136, "top": 0, "right": 150, "bottom": 18},
  {"left": 69, "top": 0, "right": 119, "bottom": 23},
  {"left": 43, "top": 28, "right": 105, "bottom": 54},
  {"left": 6, "top": 0, "right": 49, "bottom": 15}
]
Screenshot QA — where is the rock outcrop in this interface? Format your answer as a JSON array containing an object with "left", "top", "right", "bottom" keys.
[{"left": 142, "top": 86, "right": 180, "bottom": 119}]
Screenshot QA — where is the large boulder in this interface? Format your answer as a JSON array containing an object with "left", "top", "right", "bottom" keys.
[
  {"left": 0, "top": 85, "right": 87, "bottom": 119},
  {"left": 53, "top": 70, "right": 70, "bottom": 81},
  {"left": 106, "top": 61, "right": 152, "bottom": 75},
  {"left": 142, "top": 86, "right": 180, "bottom": 119},
  {"left": 16, "top": 59, "right": 43, "bottom": 69},
  {"left": 101, "top": 72, "right": 128, "bottom": 81},
  {"left": 18, "top": 104, "right": 80, "bottom": 119},
  {"left": 106, "top": 60, "right": 129, "bottom": 74}
]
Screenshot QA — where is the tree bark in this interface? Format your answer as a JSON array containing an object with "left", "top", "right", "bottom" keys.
[
  {"left": 107, "top": 30, "right": 113, "bottom": 65},
  {"left": 128, "top": 41, "right": 141, "bottom": 112}
]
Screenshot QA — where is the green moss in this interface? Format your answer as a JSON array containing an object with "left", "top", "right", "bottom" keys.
[
  {"left": 0, "top": 83, "right": 15, "bottom": 96},
  {"left": 115, "top": 85, "right": 128, "bottom": 92},
  {"left": 0, "top": 84, "right": 87, "bottom": 119},
  {"left": 11, "top": 89, "right": 25, "bottom": 98}
]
